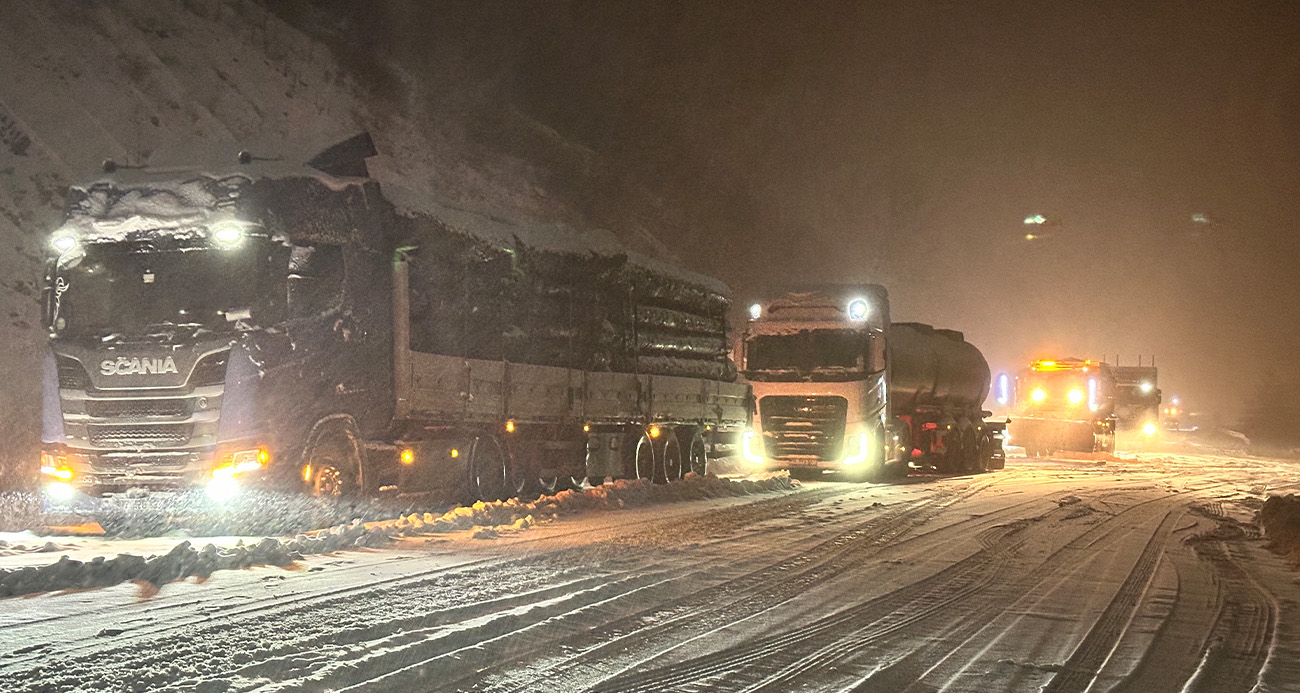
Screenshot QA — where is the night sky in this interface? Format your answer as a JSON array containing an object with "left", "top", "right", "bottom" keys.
[{"left": 298, "top": 0, "right": 1300, "bottom": 420}]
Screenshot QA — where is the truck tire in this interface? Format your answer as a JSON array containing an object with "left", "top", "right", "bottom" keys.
[
  {"left": 936, "top": 436, "right": 961, "bottom": 474},
  {"left": 660, "top": 430, "right": 684, "bottom": 482},
  {"left": 622, "top": 429, "right": 656, "bottom": 481},
  {"left": 683, "top": 428, "right": 708, "bottom": 477},
  {"left": 469, "top": 435, "right": 509, "bottom": 501},
  {"left": 307, "top": 427, "right": 362, "bottom": 498},
  {"left": 961, "top": 427, "right": 979, "bottom": 472}
]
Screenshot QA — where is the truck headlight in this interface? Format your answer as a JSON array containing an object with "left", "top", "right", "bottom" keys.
[
  {"left": 208, "top": 446, "right": 269, "bottom": 501},
  {"left": 45, "top": 481, "right": 76, "bottom": 501},
  {"left": 1142, "top": 422, "right": 1158, "bottom": 436},
  {"left": 842, "top": 432, "right": 872, "bottom": 466},
  {"left": 742, "top": 430, "right": 765, "bottom": 464},
  {"left": 1068, "top": 388, "right": 1084, "bottom": 404},
  {"left": 1031, "top": 388, "right": 1046, "bottom": 402}
]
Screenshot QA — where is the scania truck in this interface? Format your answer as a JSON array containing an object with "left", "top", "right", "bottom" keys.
[
  {"left": 739, "top": 286, "right": 1004, "bottom": 480},
  {"left": 38, "top": 135, "right": 749, "bottom": 505}
]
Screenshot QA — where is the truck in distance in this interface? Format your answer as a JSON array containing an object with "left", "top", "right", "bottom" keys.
[
  {"left": 1110, "top": 362, "right": 1162, "bottom": 440},
  {"left": 739, "top": 286, "right": 1004, "bottom": 480},
  {"left": 38, "top": 135, "right": 750, "bottom": 507}
]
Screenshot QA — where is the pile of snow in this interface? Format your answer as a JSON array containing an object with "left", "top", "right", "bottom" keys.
[
  {"left": 1259, "top": 494, "right": 1300, "bottom": 563},
  {"left": 383, "top": 472, "right": 800, "bottom": 539},
  {"left": 0, "top": 473, "right": 797, "bottom": 598},
  {"left": 0, "top": 492, "right": 43, "bottom": 532}
]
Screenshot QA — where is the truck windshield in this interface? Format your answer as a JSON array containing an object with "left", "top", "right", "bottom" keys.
[
  {"left": 50, "top": 240, "right": 275, "bottom": 341},
  {"left": 745, "top": 329, "right": 864, "bottom": 380}
]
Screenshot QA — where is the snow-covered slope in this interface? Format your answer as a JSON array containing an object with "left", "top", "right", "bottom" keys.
[{"left": 0, "top": 0, "right": 682, "bottom": 485}]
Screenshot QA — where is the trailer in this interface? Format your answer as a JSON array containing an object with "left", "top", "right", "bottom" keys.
[
  {"left": 739, "top": 286, "right": 1004, "bottom": 480},
  {"left": 37, "top": 135, "right": 750, "bottom": 506}
]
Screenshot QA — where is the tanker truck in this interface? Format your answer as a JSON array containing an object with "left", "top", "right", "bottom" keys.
[
  {"left": 739, "top": 286, "right": 1005, "bottom": 480},
  {"left": 1010, "top": 358, "right": 1117, "bottom": 455},
  {"left": 37, "top": 134, "right": 750, "bottom": 507}
]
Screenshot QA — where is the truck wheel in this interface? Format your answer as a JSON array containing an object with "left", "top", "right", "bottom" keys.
[
  {"left": 469, "top": 436, "right": 508, "bottom": 501},
  {"left": 307, "top": 428, "right": 361, "bottom": 498},
  {"left": 937, "top": 438, "right": 960, "bottom": 474},
  {"left": 961, "top": 429, "right": 979, "bottom": 472},
  {"left": 660, "top": 432, "right": 684, "bottom": 483},
  {"left": 622, "top": 430, "right": 656, "bottom": 481},
  {"left": 681, "top": 428, "right": 708, "bottom": 477}
]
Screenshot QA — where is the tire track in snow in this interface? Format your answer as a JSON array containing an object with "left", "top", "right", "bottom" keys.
[
  {"left": 1175, "top": 540, "right": 1277, "bottom": 693},
  {"left": 0, "top": 482, "right": 853, "bottom": 691},
  {"left": 603, "top": 484, "right": 1219, "bottom": 692},
  {"left": 587, "top": 516, "right": 1037, "bottom": 693},
  {"left": 462, "top": 481, "right": 1021, "bottom": 692},
  {"left": 1040, "top": 509, "right": 1184, "bottom": 693}
]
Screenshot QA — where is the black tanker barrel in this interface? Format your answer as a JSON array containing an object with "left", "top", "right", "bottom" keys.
[{"left": 888, "top": 322, "right": 991, "bottom": 412}]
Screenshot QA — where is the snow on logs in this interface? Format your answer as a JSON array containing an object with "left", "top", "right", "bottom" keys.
[{"left": 396, "top": 197, "right": 738, "bottom": 382}]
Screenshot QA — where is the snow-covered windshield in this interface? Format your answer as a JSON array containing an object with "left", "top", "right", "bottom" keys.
[
  {"left": 49, "top": 239, "right": 280, "bottom": 341},
  {"left": 745, "top": 329, "right": 865, "bottom": 381}
]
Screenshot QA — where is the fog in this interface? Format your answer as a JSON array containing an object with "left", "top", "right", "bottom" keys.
[{"left": 307, "top": 0, "right": 1300, "bottom": 419}]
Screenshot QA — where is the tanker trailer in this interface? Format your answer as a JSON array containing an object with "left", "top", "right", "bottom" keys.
[
  {"left": 889, "top": 323, "right": 1004, "bottom": 473},
  {"left": 740, "top": 286, "right": 1004, "bottom": 480},
  {"left": 1010, "top": 358, "right": 1117, "bottom": 456}
]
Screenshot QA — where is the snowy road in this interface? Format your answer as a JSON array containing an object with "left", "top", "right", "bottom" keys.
[{"left": 3, "top": 452, "right": 1300, "bottom": 692}]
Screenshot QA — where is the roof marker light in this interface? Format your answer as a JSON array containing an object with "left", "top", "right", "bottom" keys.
[
  {"left": 847, "top": 298, "right": 869, "bottom": 321},
  {"left": 50, "top": 231, "right": 78, "bottom": 254},
  {"left": 211, "top": 221, "right": 245, "bottom": 249}
]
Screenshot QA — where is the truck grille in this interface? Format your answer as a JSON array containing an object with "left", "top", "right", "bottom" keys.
[
  {"left": 57, "top": 356, "right": 91, "bottom": 389},
  {"left": 759, "top": 395, "right": 848, "bottom": 461},
  {"left": 85, "top": 399, "right": 191, "bottom": 419},
  {"left": 88, "top": 423, "right": 193, "bottom": 447}
]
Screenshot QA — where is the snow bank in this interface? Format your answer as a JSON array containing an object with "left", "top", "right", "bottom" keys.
[
  {"left": 380, "top": 472, "right": 799, "bottom": 539},
  {"left": 1259, "top": 494, "right": 1300, "bottom": 562},
  {"left": 0, "top": 473, "right": 797, "bottom": 599}
]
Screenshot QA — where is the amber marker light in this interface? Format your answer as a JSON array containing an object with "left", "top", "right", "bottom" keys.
[{"left": 400, "top": 448, "right": 415, "bottom": 465}]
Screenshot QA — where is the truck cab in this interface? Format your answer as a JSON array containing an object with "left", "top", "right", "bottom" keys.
[
  {"left": 739, "top": 286, "right": 896, "bottom": 479},
  {"left": 1012, "top": 358, "right": 1117, "bottom": 455}
]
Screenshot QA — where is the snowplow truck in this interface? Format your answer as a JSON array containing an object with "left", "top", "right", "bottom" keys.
[
  {"left": 1010, "top": 358, "right": 1117, "bottom": 455},
  {"left": 37, "top": 134, "right": 750, "bottom": 506},
  {"left": 739, "top": 286, "right": 1004, "bottom": 480}
]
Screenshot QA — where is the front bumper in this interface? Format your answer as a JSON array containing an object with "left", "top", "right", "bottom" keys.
[
  {"left": 741, "top": 429, "right": 878, "bottom": 471},
  {"left": 39, "top": 442, "right": 270, "bottom": 504}
]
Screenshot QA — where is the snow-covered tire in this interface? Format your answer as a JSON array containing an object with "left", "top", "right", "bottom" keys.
[{"left": 307, "top": 427, "right": 361, "bottom": 498}]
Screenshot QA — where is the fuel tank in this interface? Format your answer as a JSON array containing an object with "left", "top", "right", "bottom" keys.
[{"left": 888, "top": 322, "right": 991, "bottom": 412}]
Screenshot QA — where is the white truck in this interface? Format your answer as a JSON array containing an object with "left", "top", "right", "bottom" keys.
[{"left": 739, "top": 286, "right": 1004, "bottom": 480}]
